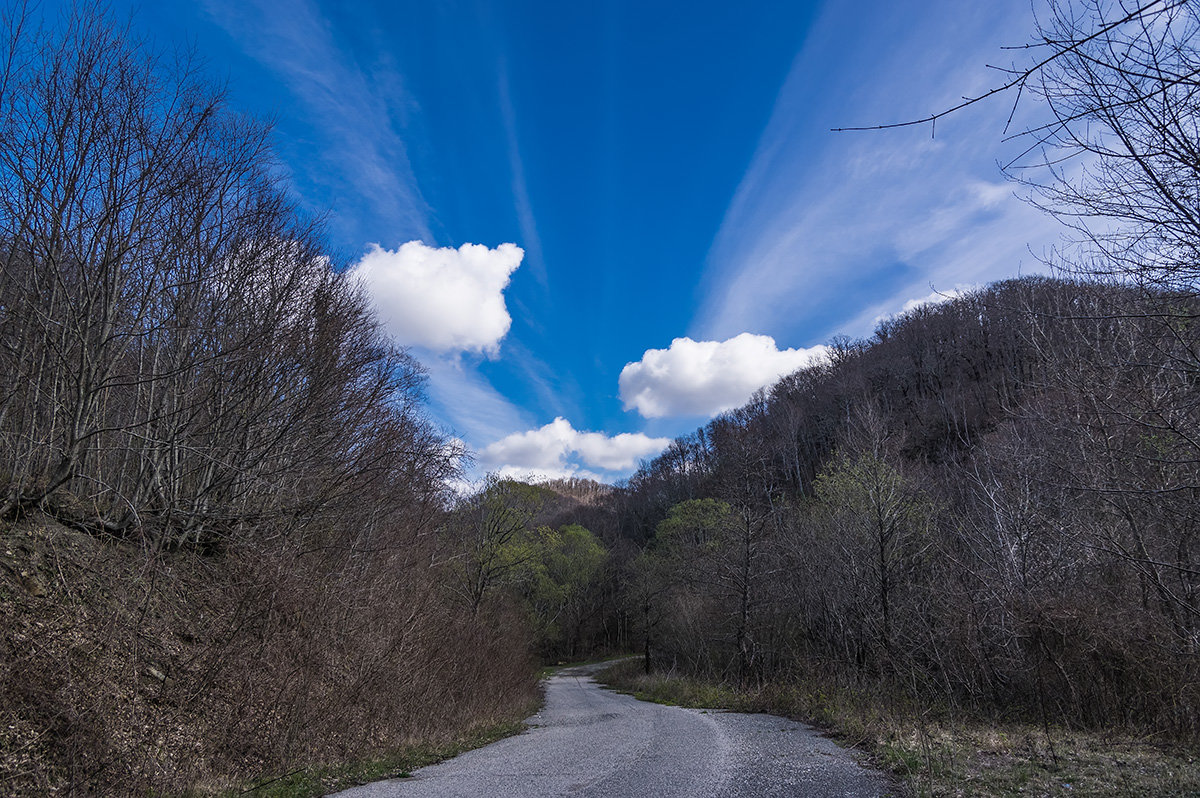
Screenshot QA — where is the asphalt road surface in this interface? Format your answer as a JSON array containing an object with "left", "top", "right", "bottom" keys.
[{"left": 333, "top": 662, "right": 893, "bottom": 797}]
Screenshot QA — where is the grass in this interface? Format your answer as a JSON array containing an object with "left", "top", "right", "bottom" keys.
[
  {"left": 598, "top": 659, "right": 1200, "bottom": 797},
  {"left": 224, "top": 720, "right": 530, "bottom": 798}
]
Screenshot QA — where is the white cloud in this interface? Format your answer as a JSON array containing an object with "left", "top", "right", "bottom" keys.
[
  {"left": 350, "top": 241, "right": 523, "bottom": 356},
  {"left": 203, "top": 0, "right": 431, "bottom": 244},
  {"left": 619, "top": 334, "right": 828, "bottom": 419},
  {"left": 896, "top": 286, "right": 971, "bottom": 316},
  {"left": 574, "top": 429, "right": 672, "bottom": 471},
  {"left": 478, "top": 417, "right": 670, "bottom": 479}
]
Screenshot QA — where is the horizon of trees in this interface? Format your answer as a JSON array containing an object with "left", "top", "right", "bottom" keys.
[{"left": 521, "top": 273, "right": 1199, "bottom": 740}]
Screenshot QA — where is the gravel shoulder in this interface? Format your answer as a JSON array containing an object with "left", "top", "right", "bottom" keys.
[{"left": 332, "top": 662, "right": 894, "bottom": 798}]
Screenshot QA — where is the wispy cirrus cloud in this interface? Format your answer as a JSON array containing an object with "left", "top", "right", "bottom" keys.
[
  {"left": 420, "top": 356, "right": 532, "bottom": 453},
  {"left": 696, "top": 0, "right": 1063, "bottom": 344},
  {"left": 202, "top": 0, "right": 431, "bottom": 245},
  {"left": 868, "top": 283, "right": 979, "bottom": 331},
  {"left": 498, "top": 61, "right": 547, "bottom": 289}
]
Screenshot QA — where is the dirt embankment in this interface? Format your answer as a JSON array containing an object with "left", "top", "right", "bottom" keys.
[{"left": 0, "top": 515, "right": 537, "bottom": 795}]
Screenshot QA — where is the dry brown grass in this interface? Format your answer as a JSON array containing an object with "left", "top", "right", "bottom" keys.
[
  {"left": 0, "top": 514, "right": 538, "bottom": 795},
  {"left": 599, "top": 660, "right": 1200, "bottom": 797}
]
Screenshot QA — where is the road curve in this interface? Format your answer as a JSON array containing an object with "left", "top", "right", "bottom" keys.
[{"left": 333, "top": 662, "right": 893, "bottom": 798}]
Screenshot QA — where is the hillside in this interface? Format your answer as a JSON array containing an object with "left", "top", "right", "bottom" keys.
[
  {"left": 0, "top": 10, "right": 539, "bottom": 793},
  {"left": 6, "top": 0, "right": 1200, "bottom": 794},
  {"left": 0, "top": 514, "right": 536, "bottom": 793},
  {"left": 583, "top": 276, "right": 1200, "bottom": 740}
]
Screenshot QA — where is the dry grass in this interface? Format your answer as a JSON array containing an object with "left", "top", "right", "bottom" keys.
[
  {"left": 599, "top": 660, "right": 1200, "bottom": 797},
  {"left": 0, "top": 514, "right": 539, "bottom": 795},
  {"left": 222, "top": 718, "right": 533, "bottom": 797}
]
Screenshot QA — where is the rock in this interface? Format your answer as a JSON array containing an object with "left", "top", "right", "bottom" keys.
[{"left": 19, "top": 571, "right": 45, "bottom": 597}]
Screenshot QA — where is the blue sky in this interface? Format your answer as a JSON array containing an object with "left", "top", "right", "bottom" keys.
[{"left": 89, "top": 0, "right": 1065, "bottom": 482}]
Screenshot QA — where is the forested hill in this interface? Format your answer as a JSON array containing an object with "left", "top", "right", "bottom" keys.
[
  {"left": 573, "top": 274, "right": 1200, "bottom": 740},
  {"left": 617, "top": 276, "right": 1121, "bottom": 537}
]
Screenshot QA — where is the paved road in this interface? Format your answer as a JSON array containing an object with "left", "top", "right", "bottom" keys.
[{"left": 333, "top": 662, "right": 893, "bottom": 797}]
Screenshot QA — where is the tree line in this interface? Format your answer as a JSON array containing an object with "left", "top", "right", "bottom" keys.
[
  {"left": 6, "top": 0, "right": 1200, "bottom": 790},
  {"left": 0, "top": 5, "right": 453, "bottom": 547}
]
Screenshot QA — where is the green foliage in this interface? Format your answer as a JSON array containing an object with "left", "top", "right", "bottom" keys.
[
  {"left": 811, "top": 446, "right": 935, "bottom": 666},
  {"left": 523, "top": 524, "right": 607, "bottom": 602},
  {"left": 814, "top": 450, "right": 929, "bottom": 535},
  {"left": 509, "top": 524, "right": 608, "bottom": 658},
  {"left": 446, "top": 476, "right": 547, "bottom": 612},
  {"left": 653, "top": 498, "right": 736, "bottom": 557},
  {"left": 445, "top": 476, "right": 614, "bottom": 658}
]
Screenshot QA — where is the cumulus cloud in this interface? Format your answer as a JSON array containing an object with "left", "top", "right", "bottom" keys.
[
  {"left": 350, "top": 241, "right": 523, "bottom": 356},
  {"left": 478, "top": 417, "right": 670, "bottom": 479},
  {"left": 620, "top": 333, "right": 828, "bottom": 419}
]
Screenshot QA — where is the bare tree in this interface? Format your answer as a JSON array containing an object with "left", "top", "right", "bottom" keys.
[
  {"left": 445, "top": 476, "right": 544, "bottom": 614},
  {"left": 814, "top": 405, "right": 933, "bottom": 670},
  {"left": 1016, "top": 5, "right": 1200, "bottom": 283}
]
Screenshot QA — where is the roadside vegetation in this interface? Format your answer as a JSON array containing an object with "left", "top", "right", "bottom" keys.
[
  {"left": 227, "top": 719, "right": 530, "bottom": 798},
  {"left": 530, "top": 4, "right": 1200, "bottom": 795},
  {"left": 599, "top": 659, "right": 1200, "bottom": 797}
]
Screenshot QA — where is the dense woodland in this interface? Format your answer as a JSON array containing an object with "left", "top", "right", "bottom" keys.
[
  {"left": 532, "top": 0, "right": 1200, "bottom": 743},
  {"left": 560, "top": 276, "right": 1200, "bottom": 739},
  {"left": 4, "top": 0, "right": 1200, "bottom": 793},
  {"left": 558, "top": 2, "right": 1200, "bottom": 744}
]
